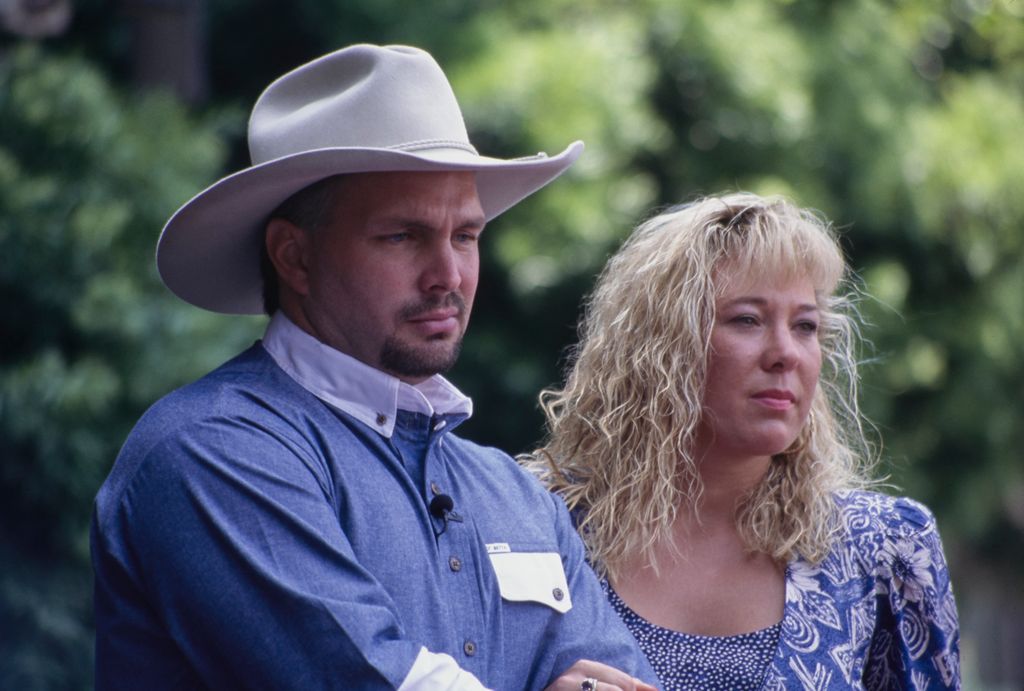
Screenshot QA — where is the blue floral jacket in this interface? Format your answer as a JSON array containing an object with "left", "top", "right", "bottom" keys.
[{"left": 761, "top": 490, "right": 960, "bottom": 690}]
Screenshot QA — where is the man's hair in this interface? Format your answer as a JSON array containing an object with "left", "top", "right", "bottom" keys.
[
  {"left": 260, "top": 174, "right": 349, "bottom": 315},
  {"left": 521, "top": 192, "right": 876, "bottom": 580}
]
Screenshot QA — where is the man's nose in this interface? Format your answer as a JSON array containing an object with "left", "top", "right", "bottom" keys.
[{"left": 420, "top": 243, "right": 462, "bottom": 293}]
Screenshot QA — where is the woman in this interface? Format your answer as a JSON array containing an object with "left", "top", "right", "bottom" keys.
[{"left": 523, "top": 193, "right": 960, "bottom": 690}]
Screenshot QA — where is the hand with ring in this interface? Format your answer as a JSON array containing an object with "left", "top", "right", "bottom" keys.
[{"left": 543, "top": 659, "right": 658, "bottom": 691}]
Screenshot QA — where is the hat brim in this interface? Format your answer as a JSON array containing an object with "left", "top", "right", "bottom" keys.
[{"left": 156, "top": 140, "right": 583, "bottom": 314}]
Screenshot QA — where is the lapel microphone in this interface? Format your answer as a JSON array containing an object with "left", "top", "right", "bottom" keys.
[
  {"left": 428, "top": 493, "right": 460, "bottom": 536},
  {"left": 429, "top": 493, "right": 454, "bottom": 520}
]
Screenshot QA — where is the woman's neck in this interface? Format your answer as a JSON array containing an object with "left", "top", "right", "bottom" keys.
[
  {"left": 691, "top": 450, "right": 772, "bottom": 522},
  {"left": 611, "top": 451, "right": 785, "bottom": 636}
]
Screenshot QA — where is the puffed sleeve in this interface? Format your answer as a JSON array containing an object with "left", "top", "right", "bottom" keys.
[{"left": 865, "top": 498, "right": 961, "bottom": 689}]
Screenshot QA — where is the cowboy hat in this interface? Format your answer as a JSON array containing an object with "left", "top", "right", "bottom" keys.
[{"left": 156, "top": 43, "right": 583, "bottom": 314}]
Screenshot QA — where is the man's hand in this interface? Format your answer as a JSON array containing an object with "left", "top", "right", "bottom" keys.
[{"left": 544, "top": 659, "right": 658, "bottom": 691}]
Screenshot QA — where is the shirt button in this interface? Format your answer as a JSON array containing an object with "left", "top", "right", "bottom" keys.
[
  {"left": 449, "top": 556, "right": 462, "bottom": 572},
  {"left": 463, "top": 640, "right": 477, "bottom": 657},
  {"left": 552, "top": 587, "right": 565, "bottom": 601},
  {"left": 375, "top": 413, "right": 387, "bottom": 426}
]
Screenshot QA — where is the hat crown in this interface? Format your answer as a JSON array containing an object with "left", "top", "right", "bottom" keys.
[{"left": 248, "top": 44, "right": 476, "bottom": 165}]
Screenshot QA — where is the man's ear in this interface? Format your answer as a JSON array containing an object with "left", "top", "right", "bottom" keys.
[{"left": 265, "top": 218, "right": 311, "bottom": 297}]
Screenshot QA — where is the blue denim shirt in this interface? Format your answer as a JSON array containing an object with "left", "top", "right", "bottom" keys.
[{"left": 91, "top": 344, "right": 654, "bottom": 689}]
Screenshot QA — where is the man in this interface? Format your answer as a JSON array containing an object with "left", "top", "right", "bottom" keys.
[{"left": 91, "top": 44, "right": 657, "bottom": 690}]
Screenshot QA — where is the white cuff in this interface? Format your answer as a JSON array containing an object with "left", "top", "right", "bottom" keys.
[{"left": 397, "top": 647, "right": 492, "bottom": 691}]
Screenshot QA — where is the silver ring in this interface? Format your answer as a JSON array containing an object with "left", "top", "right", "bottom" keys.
[{"left": 581, "top": 678, "right": 598, "bottom": 691}]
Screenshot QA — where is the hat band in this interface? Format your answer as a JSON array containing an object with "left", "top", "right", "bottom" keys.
[{"left": 390, "top": 139, "right": 479, "bottom": 155}]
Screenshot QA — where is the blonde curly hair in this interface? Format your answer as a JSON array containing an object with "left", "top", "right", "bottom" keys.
[{"left": 522, "top": 192, "right": 876, "bottom": 580}]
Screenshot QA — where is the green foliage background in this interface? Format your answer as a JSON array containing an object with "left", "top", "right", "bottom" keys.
[{"left": 1, "top": 0, "right": 1022, "bottom": 687}]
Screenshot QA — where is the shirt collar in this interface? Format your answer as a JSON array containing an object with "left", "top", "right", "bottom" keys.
[{"left": 261, "top": 311, "right": 473, "bottom": 437}]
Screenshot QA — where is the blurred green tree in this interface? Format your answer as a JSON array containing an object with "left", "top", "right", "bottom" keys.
[{"left": 0, "top": 44, "right": 262, "bottom": 688}]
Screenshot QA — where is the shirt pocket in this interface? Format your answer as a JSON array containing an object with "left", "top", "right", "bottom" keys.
[{"left": 486, "top": 546, "right": 572, "bottom": 614}]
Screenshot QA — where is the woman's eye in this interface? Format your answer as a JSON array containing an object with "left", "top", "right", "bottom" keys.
[{"left": 796, "top": 320, "right": 819, "bottom": 334}]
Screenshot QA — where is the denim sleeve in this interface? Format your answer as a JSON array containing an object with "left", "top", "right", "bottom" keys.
[
  {"left": 96, "top": 414, "right": 423, "bottom": 689},
  {"left": 526, "top": 489, "right": 660, "bottom": 689}
]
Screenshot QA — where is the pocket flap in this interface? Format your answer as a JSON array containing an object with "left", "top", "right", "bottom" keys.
[{"left": 488, "top": 551, "right": 572, "bottom": 614}]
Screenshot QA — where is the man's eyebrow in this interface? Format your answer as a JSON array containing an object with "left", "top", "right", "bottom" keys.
[
  {"left": 374, "top": 215, "right": 487, "bottom": 230},
  {"left": 455, "top": 215, "right": 487, "bottom": 230}
]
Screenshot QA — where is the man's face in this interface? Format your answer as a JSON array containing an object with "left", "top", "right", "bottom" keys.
[{"left": 295, "top": 170, "right": 486, "bottom": 383}]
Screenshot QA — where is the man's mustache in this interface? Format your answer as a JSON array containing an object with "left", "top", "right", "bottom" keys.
[{"left": 399, "top": 293, "right": 466, "bottom": 320}]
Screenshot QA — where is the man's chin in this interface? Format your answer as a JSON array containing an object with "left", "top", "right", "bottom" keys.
[{"left": 380, "top": 337, "right": 462, "bottom": 381}]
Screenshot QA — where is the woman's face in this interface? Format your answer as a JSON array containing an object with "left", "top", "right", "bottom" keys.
[{"left": 695, "top": 271, "right": 823, "bottom": 466}]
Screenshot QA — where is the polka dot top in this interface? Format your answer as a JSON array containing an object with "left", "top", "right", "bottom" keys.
[{"left": 605, "top": 585, "right": 780, "bottom": 691}]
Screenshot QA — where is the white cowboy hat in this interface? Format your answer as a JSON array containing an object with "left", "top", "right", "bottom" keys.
[{"left": 156, "top": 43, "right": 584, "bottom": 314}]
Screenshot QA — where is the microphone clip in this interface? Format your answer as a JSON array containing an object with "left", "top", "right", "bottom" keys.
[{"left": 428, "top": 493, "right": 462, "bottom": 536}]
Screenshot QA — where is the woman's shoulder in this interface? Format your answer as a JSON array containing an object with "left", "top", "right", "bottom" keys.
[
  {"left": 789, "top": 490, "right": 952, "bottom": 605},
  {"left": 832, "top": 488, "right": 938, "bottom": 541}
]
